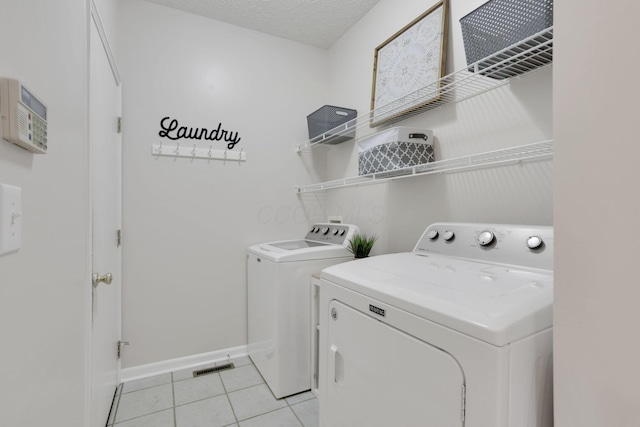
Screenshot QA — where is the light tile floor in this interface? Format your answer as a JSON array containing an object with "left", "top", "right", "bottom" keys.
[{"left": 107, "top": 356, "right": 318, "bottom": 427}]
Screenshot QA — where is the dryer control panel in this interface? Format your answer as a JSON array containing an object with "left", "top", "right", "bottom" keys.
[
  {"left": 414, "top": 222, "right": 553, "bottom": 271},
  {"left": 305, "top": 223, "right": 359, "bottom": 245}
]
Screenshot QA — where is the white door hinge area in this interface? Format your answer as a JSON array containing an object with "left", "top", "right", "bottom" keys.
[
  {"left": 117, "top": 340, "right": 129, "bottom": 358},
  {"left": 117, "top": 116, "right": 122, "bottom": 134},
  {"left": 116, "top": 229, "right": 121, "bottom": 247}
]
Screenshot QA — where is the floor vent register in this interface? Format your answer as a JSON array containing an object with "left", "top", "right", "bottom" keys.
[{"left": 193, "top": 363, "right": 235, "bottom": 377}]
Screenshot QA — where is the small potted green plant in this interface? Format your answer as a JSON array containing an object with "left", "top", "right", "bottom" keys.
[{"left": 347, "top": 234, "right": 377, "bottom": 259}]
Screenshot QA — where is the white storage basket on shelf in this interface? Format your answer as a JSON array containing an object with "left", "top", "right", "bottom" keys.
[{"left": 358, "top": 127, "right": 434, "bottom": 177}]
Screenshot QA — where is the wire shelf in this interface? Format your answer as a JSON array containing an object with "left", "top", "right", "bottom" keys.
[
  {"left": 294, "top": 140, "right": 553, "bottom": 193},
  {"left": 295, "top": 27, "right": 553, "bottom": 152}
]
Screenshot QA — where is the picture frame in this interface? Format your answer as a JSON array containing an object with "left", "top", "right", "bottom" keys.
[{"left": 370, "top": 0, "right": 449, "bottom": 127}]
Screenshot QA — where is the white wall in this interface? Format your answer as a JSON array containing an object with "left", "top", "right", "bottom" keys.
[
  {"left": 118, "top": 0, "right": 553, "bottom": 370},
  {"left": 2, "top": 0, "right": 636, "bottom": 424},
  {"left": 94, "top": 0, "right": 119, "bottom": 50},
  {"left": 554, "top": 0, "right": 640, "bottom": 425},
  {"left": 0, "top": 0, "right": 90, "bottom": 425},
  {"left": 118, "top": 0, "right": 329, "bottom": 368},
  {"left": 322, "top": 0, "right": 553, "bottom": 254}
]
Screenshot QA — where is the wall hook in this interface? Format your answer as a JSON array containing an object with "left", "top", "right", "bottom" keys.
[
  {"left": 192, "top": 144, "right": 197, "bottom": 157},
  {"left": 175, "top": 142, "right": 180, "bottom": 156},
  {"left": 208, "top": 145, "right": 213, "bottom": 158}
]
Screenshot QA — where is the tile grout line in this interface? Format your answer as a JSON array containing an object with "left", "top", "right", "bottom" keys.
[
  {"left": 285, "top": 396, "right": 306, "bottom": 427},
  {"left": 111, "top": 383, "right": 176, "bottom": 426},
  {"left": 172, "top": 377, "right": 266, "bottom": 409},
  {"left": 219, "top": 371, "right": 240, "bottom": 425},
  {"left": 112, "top": 408, "right": 172, "bottom": 425},
  {"left": 119, "top": 377, "right": 172, "bottom": 395},
  {"left": 118, "top": 358, "right": 307, "bottom": 426},
  {"left": 232, "top": 359, "right": 307, "bottom": 426},
  {"left": 225, "top": 369, "right": 308, "bottom": 426},
  {"left": 236, "top": 406, "right": 300, "bottom": 425},
  {"left": 131, "top": 370, "right": 268, "bottom": 415}
]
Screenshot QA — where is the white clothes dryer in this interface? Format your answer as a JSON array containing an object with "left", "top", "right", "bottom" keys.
[
  {"left": 318, "top": 223, "right": 554, "bottom": 427},
  {"left": 248, "top": 223, "right": 359, "bottom": 399}
]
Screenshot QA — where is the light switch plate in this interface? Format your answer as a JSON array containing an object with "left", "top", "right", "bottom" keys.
[{"left": 0, "top": 184, "right": 22, "bottom": 256}]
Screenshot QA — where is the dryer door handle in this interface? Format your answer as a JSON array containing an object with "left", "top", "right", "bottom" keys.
[{"left": 330, "top": 344, "right": 344, "bottom": 384}]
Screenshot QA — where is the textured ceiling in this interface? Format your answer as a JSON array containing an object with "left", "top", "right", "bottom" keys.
[{"left": 143, "top": 0, "right": 381, "bottom": 49}]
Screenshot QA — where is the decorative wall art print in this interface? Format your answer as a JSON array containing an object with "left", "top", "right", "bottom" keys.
[{"left": 370, "top": 0, "right": 449, "bottom": 127}]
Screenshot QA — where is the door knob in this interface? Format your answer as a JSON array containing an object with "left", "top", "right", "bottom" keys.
[{"left": 92, "top": 272, "right": 113, "bottom": 287}]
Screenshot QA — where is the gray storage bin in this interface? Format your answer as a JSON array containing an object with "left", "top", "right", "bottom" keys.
[
  {"left": 307, "top": 105, "right": 357, "bottom": 145},
  {"left": 358, "top": 127, "right": 434, "bottom": 177},
  {"left": 460, "top": 0, "right": 553, "bottom": 79}
]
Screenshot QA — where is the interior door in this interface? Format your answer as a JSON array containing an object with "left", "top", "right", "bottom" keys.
[
  {"left": 325, "top": 300, "right": 465, "bottom": 427},
  {"left": 89, "top": 17, "right": 122, "bottom": 427}
]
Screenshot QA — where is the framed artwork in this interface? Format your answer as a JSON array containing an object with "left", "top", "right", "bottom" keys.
[{"left": 370, "top": 0, "right": 449, "bottom": 126}]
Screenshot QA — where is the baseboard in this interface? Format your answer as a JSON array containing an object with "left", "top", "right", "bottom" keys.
[{"left": 120, "top": 345, "right": 248, "bottom": 383}]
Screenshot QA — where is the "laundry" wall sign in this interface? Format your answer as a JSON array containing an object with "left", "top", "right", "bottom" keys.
[{"left": 158, "top": 117, "right": 242, "bottom": 149}]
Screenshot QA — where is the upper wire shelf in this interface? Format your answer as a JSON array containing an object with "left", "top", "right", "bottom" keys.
[
  {"left": 295, "top": 26, "right": 553, "bottom": 152},
  {"left": 294, "top": 140, "right": 553, "bottom": 193}
]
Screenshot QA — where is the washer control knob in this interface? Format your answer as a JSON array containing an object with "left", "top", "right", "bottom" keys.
[
  {"left": 478, "top": 230, "right": 495, "bottom": 246},
  {"left": 333, "top": 229, "right": 339, "bottom": 235},
  {"left": 339, "top": 229, "right": 346, "bottom": 236},
  {"left": 443, "top": 230, "right": 455, "bottom": 241},
  {"left": 527, "top": 236, "right": 543, "bottom": 250},
  {"left": 321, "top": 227, "right": 330, "bottom": 235},
  {"left": 427, "top": 229, "right": 439, "bottom": 240},
  {"left": 310, "top": 227, "right": 317, "bottom": 233},
  {"left": 314, "top": 227, "right": 320, "bottom": 233}
]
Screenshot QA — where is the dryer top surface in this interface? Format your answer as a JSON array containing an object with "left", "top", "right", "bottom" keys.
[{"left": 321, "top": 251, "right": 553, "bottom": 346}]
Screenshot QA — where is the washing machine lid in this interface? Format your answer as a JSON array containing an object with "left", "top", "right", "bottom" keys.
[
  {"left": 321, "top": 252, "right": 553, "bottom": 347},
  {"left": 249, "top": 240, "right": 352, "bottom": 262},
  {"left": 269, "top": 240, "right": 330, "bottom": 250}
]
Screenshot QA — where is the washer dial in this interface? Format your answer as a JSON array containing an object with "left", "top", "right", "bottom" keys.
[
  {"left": 478, "top": 230, "right": 495, "bottom": 246},
  {"left": 527, "top": 236, "right": 543, "bottom": 249},
  {"left": 443, "top": 230, "right": 455, "bottom": 241},
  {"left": 427, "top": 229, "right": 439, "bottom": 240}
]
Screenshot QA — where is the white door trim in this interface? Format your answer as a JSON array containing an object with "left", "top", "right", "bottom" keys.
[
  {"left": 90, "top": 0, "right": 121, "bottom": 85},
  {"left": 83, "top": 4, "right": 92, "bottom": 426},
  {"left": 86, "top": 2, "right": 122, "bottom": 425}
]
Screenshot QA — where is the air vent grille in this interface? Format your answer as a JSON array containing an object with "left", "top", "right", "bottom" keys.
[{"left": 193, "top": 363, "right": 235, "bottom": 377}]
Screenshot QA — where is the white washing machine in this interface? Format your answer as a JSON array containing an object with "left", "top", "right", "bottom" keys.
[
  {"left": 318, "top": 223, "right": 554, "bottom": 427},
  {"left": 248, "top": 223, "right": 359, "bottom": 399}
]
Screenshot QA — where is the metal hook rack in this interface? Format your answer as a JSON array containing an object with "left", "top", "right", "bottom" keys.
[{"left": 151, "top": 143, "right": 247, "bottom": 162}]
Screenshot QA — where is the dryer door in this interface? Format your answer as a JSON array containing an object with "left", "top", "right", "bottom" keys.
[{"left": 325, "top": 301, "right": 465, "bottom": 427}]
